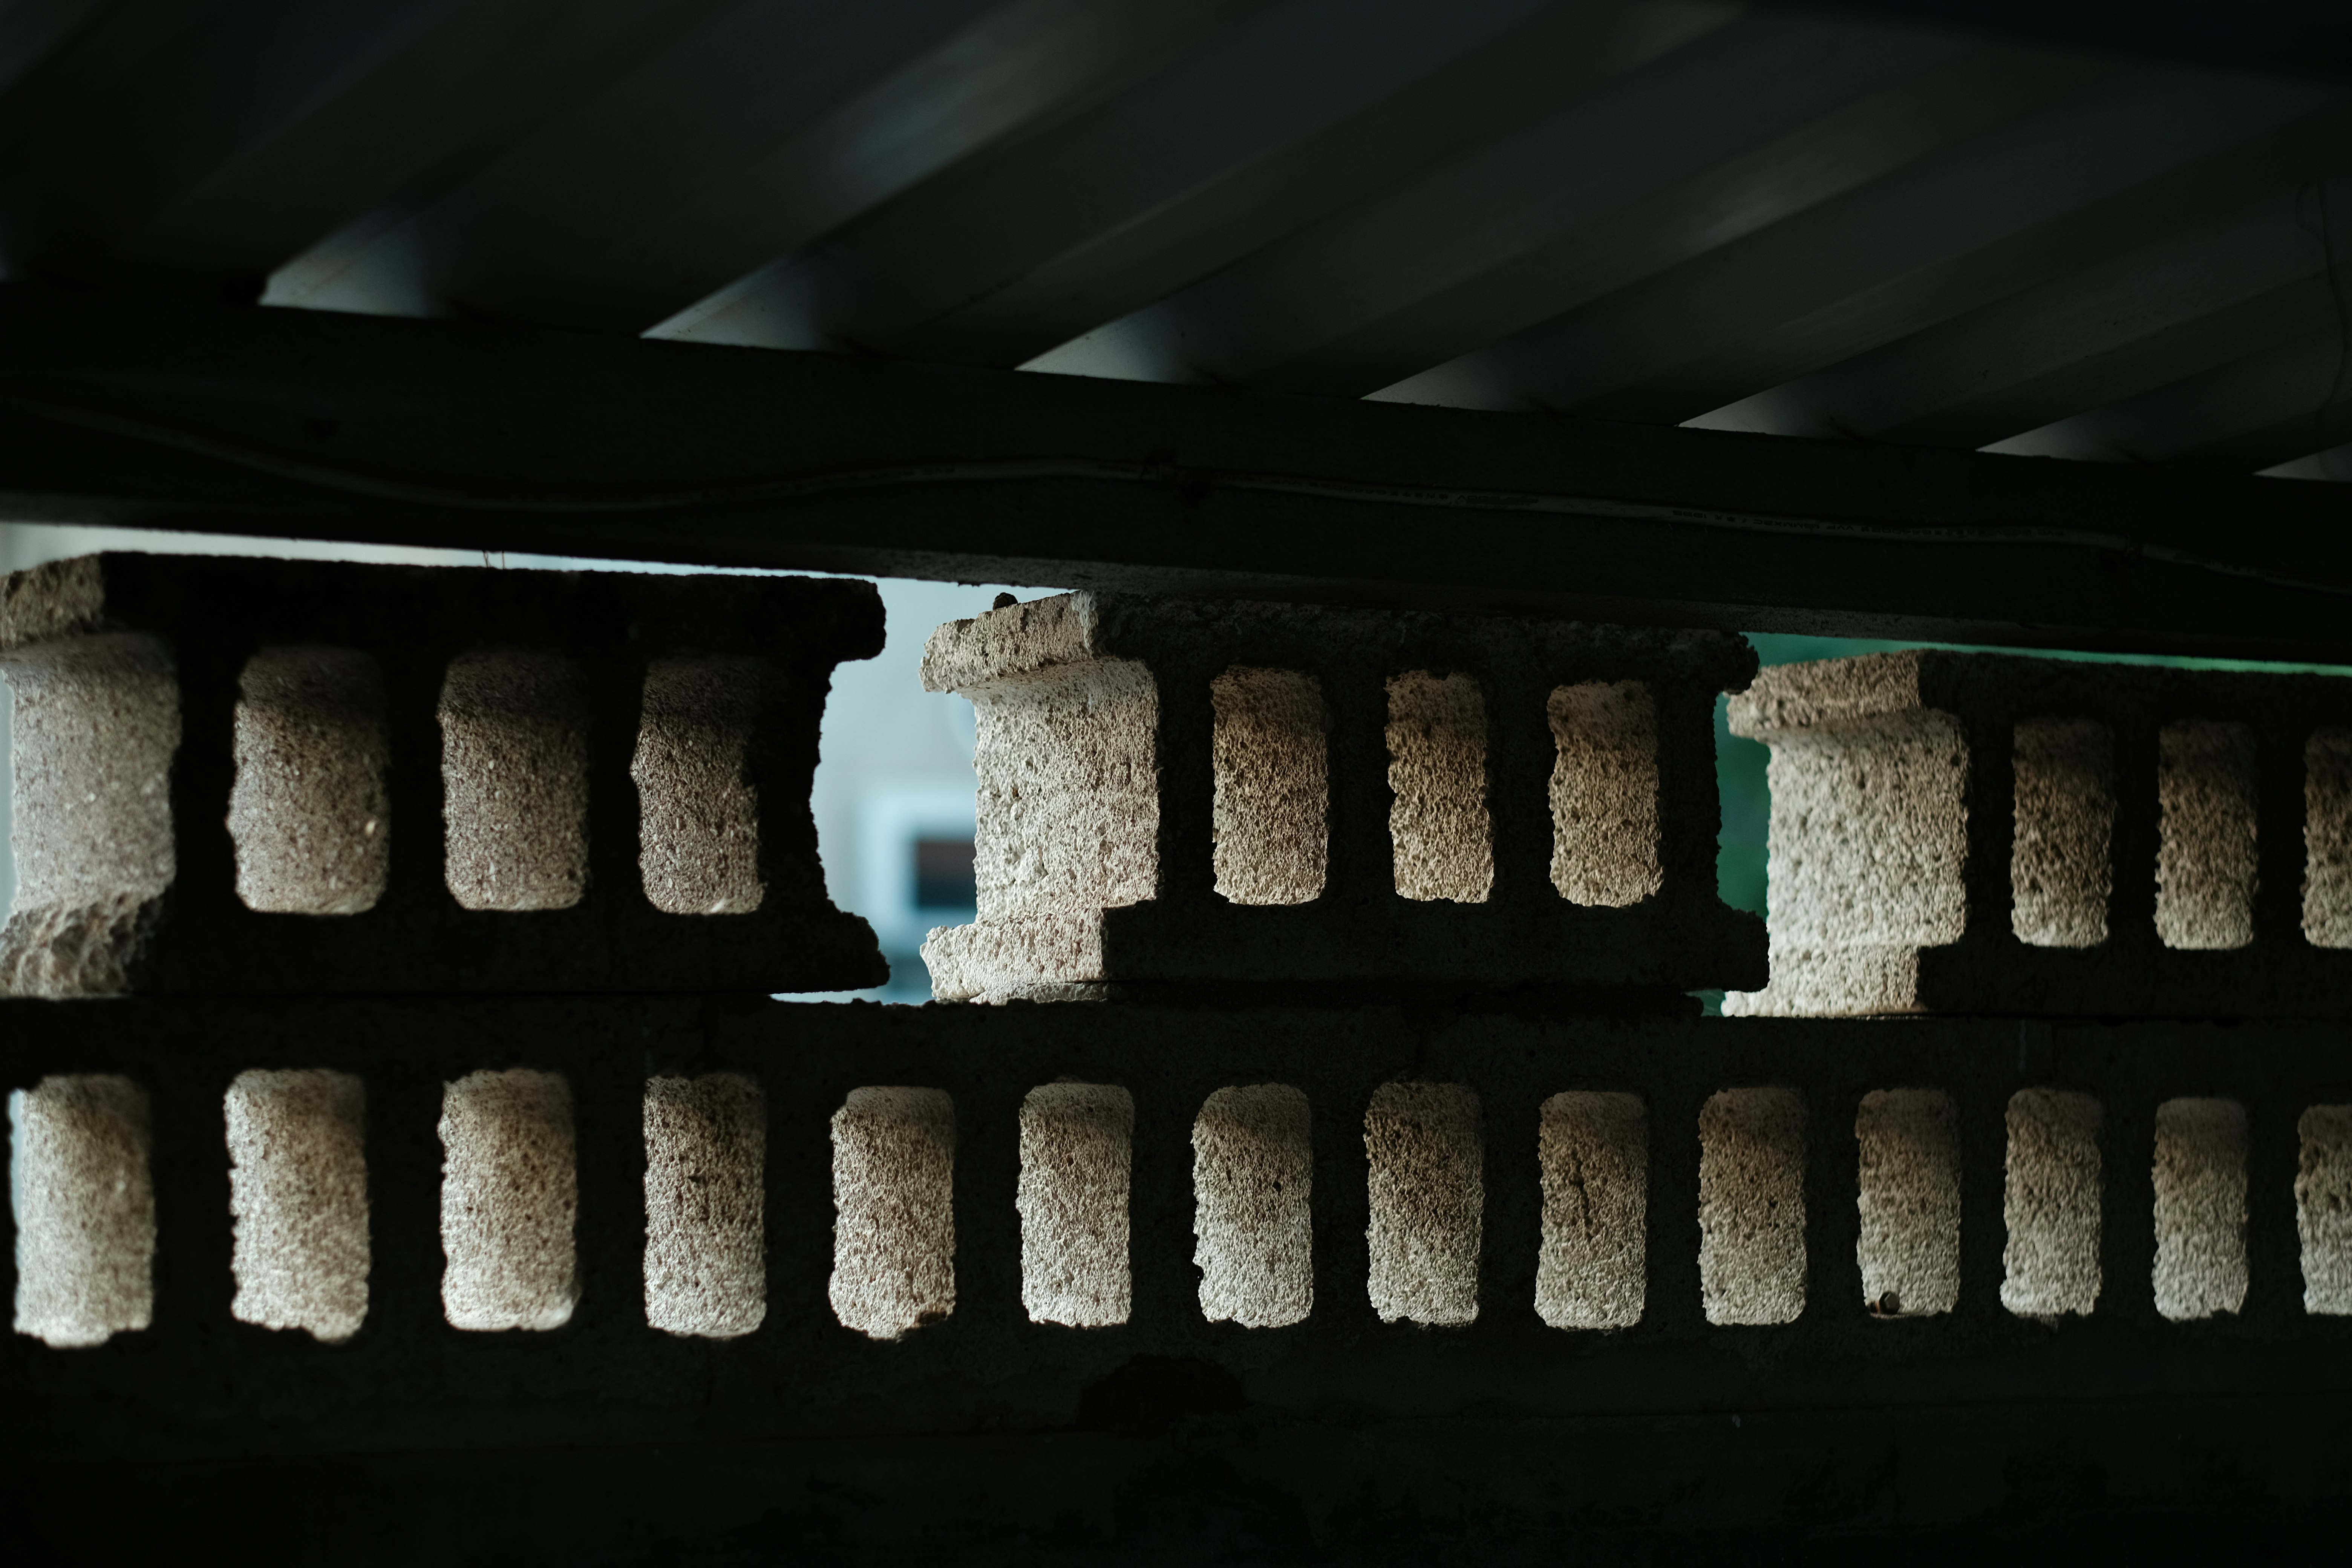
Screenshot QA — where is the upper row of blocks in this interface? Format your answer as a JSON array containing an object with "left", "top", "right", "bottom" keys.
[{"left": 0, "top": 555, "right": 886, "bottom": 997}]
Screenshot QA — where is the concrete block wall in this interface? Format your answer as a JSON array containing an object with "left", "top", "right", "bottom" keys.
[
  {"left": 1727, "top": 649, "right": 2352, "bottom": 1017},
  {"left": 917, "top": 592, "right": 1763, "bottom": 1003},
  {"left": 0, "top": 555, "right": 885, "bottom": 995}
]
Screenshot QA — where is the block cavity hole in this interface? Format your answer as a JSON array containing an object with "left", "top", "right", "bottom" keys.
[
  {"left": 2001, "top": 1087, "right": 2102, "bottom": 1318},
  {"left": 439, "top": 650, "right": 590, "bottom": 912},
  {"left": 1855, "top": 1088, "right": 1958, "bottom": 1317},
  {"left": 11, "top": 1075, "right": 153, "bottom": 1348},
  {"left": 1536, "top": 1091, "right": 1646, "bottom": 1330},
  {"left": 227, "top": 1069, "right": 369, "bottom": 1343},
  {"left": 0, "top": 633, "right": 178, "bottom": 997},
  {"left": 1211, "top": 668, "right": 1327, "bottom": 906},
  {"left": 1017, "top": 1083, "right": 1133, "bottom": 1328},
  {"left": 2153, "top": 1096, "right": 2247, "bottom": 1321},
  {"left": 2303, "top": 730, "right": 2352, "bottom": 947},
  {"left": 1699, "top": 1087, "right": 1806, "bottom": 1326},
  {"left": 634, "top": 656, "right": 766, "bottom": 915},
  {"left": 2012, "top": 718, "right": 2113, "bottom": 947},
  {"left": 1386, "top": 671, "right": 1490, "bottom": 903},
  {"left": 645, "top": 1073, "right": 766, "bottom": 1338},
  {"left": 230, "top": 647, "right": 389, "bottom": 915},
  {"left": 2298, "top": 1105, "right": 2352, "bottom": 1315},
  {"left": 1548, "top": 683, "right": 1660, "bottom": 907},
  {"left": 1193, "top": 1084, "right": 1312, "bottom": 1328},
  {"left": 2157, "top": 720, "right": 2256, "bottom": 951},
  {"left": 1365, "top": 1082, "right": 1482, "bottom": 1325},
  {"left": 439, "top": 1069, "right": 577, "bottom": 1331},
  {"left": 830, "top": 1087, "right": 956, "bottom": 1340}
]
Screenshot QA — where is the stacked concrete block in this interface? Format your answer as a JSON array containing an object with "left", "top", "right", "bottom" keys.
[
  {"left": 918, "top": 591, "right": 1762, "bottom": 1002},
  {"left": 438, "top": 1070, "right": 578, "bottom": 1332},
  {"left": 10, "top": 1075, "right": 153, "bottom": 1348},
  {"left": 2295, "top": 1104, "right": 2352, "bottom": 1315},
  {"left": 829, "top": 1087, "right": 957, "bottom": 1341},
  {"left": 1727, "top": 649, "right": 2352, "bottom": 1017},
  {"left": 1698, "top": 1088, "right": 1806, "bottom": 1326},
  {"left": 1016, "top": 1083, "right": 1134, "bottom": 1328},
  {"left": 1193, "top": 1084, "right": 1314, "bottom": 1328},
  {"left": 2001, "top": 1088, "right": 2102, "bottom": 1318},
  {"left": 643, "top": 1074, "right": 766, "bottom": 1339},
  {"left": 226, "top": 1069, "right": 370, "bottom": 1343},
  {"left": 1364, "top": 1083, "right": 1483, "bottom": 1326},
  {"left": 2151, "top": 1097, "right": 2248, "bottom": 1321},
  {"left": 1854, "top": 1089, "right": 1960, "bottom": 1317},
  {"left": 1535, "top": 1091, "right": 1646, "bottom": 1329},
  {"left": 0, "top": 553, "right": 884, "bottom": 996}
]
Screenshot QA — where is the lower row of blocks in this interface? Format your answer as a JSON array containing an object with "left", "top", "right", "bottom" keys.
[{"left": 14, "top": 1072, "right": 2352, "bottom": 1347}]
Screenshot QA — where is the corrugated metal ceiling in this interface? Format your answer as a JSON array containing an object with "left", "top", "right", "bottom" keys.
[{"left": 3, "top": 0, "right": 2349, "bottom": 481}]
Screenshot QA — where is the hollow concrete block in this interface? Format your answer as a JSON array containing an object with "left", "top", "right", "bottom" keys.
[
  {"left": 10, "top": 1075, "right": 153, "bottom": 1348},
  {"left": 2002, "top": 1088, "right": 2102, "bottom": 1318},
  {"left": 2152, "top": 1097, "right": 2248, "bottom": 1321},
  {"left": 1698, "top": 1088, "right": 1806, "bottom": 1326},
  {"left": 439, "top": 1070, "right": 578, "bottom": 1332},
  {"left": 830, "top": 1087, "right": 957, "bottom": 1341},
  {"left": 0, "top": 553, "right": 884, "bottom": 995},
  {"left": 1017, "top": 1083, "right": 1133, "bottom": 1328},
  {"left": 919, "top": 591, "right": 1761, "bottom": 1002},
  {"left": 1193, "top": 1084, "right": 1314, "bottom": 1328},
  {"left": 1855, "top": 1089, "right": 1960, "bottom": 1317},
  {"left": 226, "top": 1069, "right": 369, "bottom": 1343},
  {"left": 644, "top": 1073, "right": 765, "bottom": 1339},
  {"left": 1365, "top": 1082, "right": 1482, "bottom": 1326},
  {"left": 1536, "top": 1091, "right": 1646, "bottom": 1329},
  {"left": 2296, "top": 1104, "right": 2352, "bottom": 1315}
]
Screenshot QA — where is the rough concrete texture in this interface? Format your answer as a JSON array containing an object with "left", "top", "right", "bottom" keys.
[
  {"left": 1724, "top": 654, "right": 1965, "bottom": 1018},
  {"left": 229, "top": 647, "right": 390, "bottom": 916},
  {"left": 1193, "top": 1084, "right": 1314, "bottom": 1328},
  {"left": 1698, "top": 1087, "right": 1807, "bottom": 1326},
  {"left": 1365, "top": 1082, "right": 1482, "bottom": 1326},
  {"left": 1017, "top": 1083, "right": 1134, "bottom": 1328},
  {"left": 1210, "top": 667, "right": 1327, "bottom": 906},
  {"left": 438, "top": 1070, "right": 578, "bottom": 1332},
  {"left": 225, "top": 1069, "right": 369, "bottom": 1343},
  {"left": 1535, "top": 1091, "right": 1646, "bottom": 1329},
  {"left": 1855, "top": 1089, "right": 1960, "bottom": 1317},
  {"left": 1386, "top": 671, "right": 1492, "bottom": 903},
  {"left": 2152, "top": 1097, "right": 2248, "bottom": 1321},
  {"left": 1548, "top": 682, "right": 1661, "bottom": 907},
  {"left": 10, "top": 1075, "right": 152, "bottom": 1348},
  {"left": 2156, "top": 720, "right": 2257, "bottom": 951},
  {"left": 644, "top": 1073, "right": 766, "bottom": 1339},
  {"left": 2305, "top": 731, "right": 2352, "bottom": 947},
  {"left": 0, "top": 634, "right": 178, "bottom": 997},
  {"left": 440, "top": 651, "right": 591, "bottom": 913},
  {"left": 2011, "top": 718, "right": 2113, "bottom": 947},
  {"left": 2001, "top": 1088, "right": 2102, "bottom": 1318},
  {"left": 2297, "top": 1104, "right": 2352, "bottom": 1315},
  {"left": 632, "top": 656, "right": 766, "bottom": 916},
  {"left": 920, "top": 642, "right": 1158, "bottom": 1003},
  {"left": 829, "top": 1087, "right": 957, "bottom": 1341}
]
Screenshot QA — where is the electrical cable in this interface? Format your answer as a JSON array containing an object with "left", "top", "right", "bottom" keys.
[{"left": 7, "top": 386, "right": 2352, "bottom": 599}]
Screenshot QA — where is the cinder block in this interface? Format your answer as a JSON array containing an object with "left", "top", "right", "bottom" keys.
[
  {"left": 1854, "top": 1089, "right": 1959, "bottom": 1318},
  {"left": 644, "top": 1074, "right": 765, "bottom": 1339},
  {"left": 1365, "top": 1082, "right": 1482, "bottom": 1326},
  {"left": 2152, "top": 1097, "right": 2248, "bottom": 1321},
  {"left": 226, "top": 1069, "right": 369, "bottom": 1343},
  {"left": 1017, "top": 1083, "right": 1133, "bottom": 1328},
  {"left": 918, "top": 592, "right": 1761, "bottom": 1002},
  {"left": 439, "top": 1069, "right": 577, "bottom": 1332},
  {"left": 10, "top": 1074, "right": 153, "bottom": 1348},
  {"left": 2001, "top": 1087, "right": 2102, "bottom": 1318},
  {"left": 1727, "top": 650, "right": 2352, "bottom": 1017},
  {"left": 1535, "top": 1091, "right": 1646, "bottom": 1330},
  {"left": 0, "top": 554, "right": 884, "bottom": 995},
  {"left": 2295, "top": 1104, "right": 2352, "bottom": 1315},
  {"left": 1698, "top": 1087, "right": 1805, "bottom": 1326},
  {"left": 828, "top": 1087, "right": 957, "bottom": 1341},
  {"left": 1193, "top": 1084, "right": 1314, "bottom": 1328}
]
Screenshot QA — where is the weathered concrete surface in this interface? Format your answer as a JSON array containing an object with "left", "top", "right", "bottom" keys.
[
  {"left": 829, "top": 1087, "right": 957, "bottom": 1342},
  {"left": 1535, "top": 1090, "right": 1645, "bottom": 1329},
  {"left": 1018, "top": 1083, "right": 1135, "bottom": 1328},
  {"left": 2152, "top": 1096, "right": 2248, "bottom": 1321},
  {"left": 2002, "top": 1087, "right": 2102, "bottom": 1318},
  {"left": 439, "top": 1070, "right": 578, "bottom": 1332},
  {"left": 1854, "top": 1088, "right": 1960, "bottom": 1317},
  {"left": 1193, "top": 1084, "right": 1313, "bottom": 1329},
  {"left": 0, "top": 553, "right": 884, "bottom": 995},
  {"left": 644, "top": 1073, "right": 765, "bottom": 1338},
  {"left": 1365, "top": 1082, "right": 1482, "bottom": 1326},
  {"left": 227, "top": 1068, "right": 369, "bottom": 1343},
  {"left": 1729, "top": 649, "right": 2352, "bottom": 1018},
  {"left": 1698, "top": 1087, "right": 1805, "bottom": 1326},
  {"left": 2297, "top": 1104, "right": 2352, "bottom": 1316},
  {"left": 10, "top": 1074, "right": 152, "bottom": 1347},
  {"left": 920, "top": 591, "right": 1762, "bottom": 1003}
]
